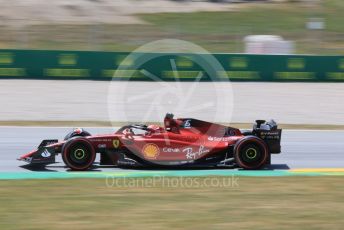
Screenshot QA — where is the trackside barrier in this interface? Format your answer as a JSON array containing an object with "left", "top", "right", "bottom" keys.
[{"left": 0, "top": 49, "right": 343, "bottom": 81}]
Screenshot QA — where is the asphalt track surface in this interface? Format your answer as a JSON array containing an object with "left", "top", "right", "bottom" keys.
[
  {"left": 0, "top": 127, "right": 343, "bottom": 174},
  {"left": 2, "top": 80, "right": 344, "bottom": 125}
]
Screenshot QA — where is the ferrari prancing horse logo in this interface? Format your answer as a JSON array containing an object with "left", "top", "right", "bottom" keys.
[{"left": 113, "top": 139, "right": 120, "bottom": 148}]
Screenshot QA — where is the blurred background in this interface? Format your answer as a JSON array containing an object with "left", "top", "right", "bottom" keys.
[
  {"left": 0, "top": 0, "right": 344, "bottom": 125},
  {"left": 0, "top": 0, "right": 342, "bottom": 55},
  {"left": 0, "top": 3, "right": 343, "bottom": 229}
]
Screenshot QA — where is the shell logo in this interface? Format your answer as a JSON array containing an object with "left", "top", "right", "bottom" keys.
[{"left": 142, "top": 143, "right": 160, "bottom": 159}]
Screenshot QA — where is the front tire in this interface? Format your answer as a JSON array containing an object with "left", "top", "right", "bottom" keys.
[
  {"left": 62, "top": 138, "right": 96, "bottom": 171},
  {"left": 64, "top": 128, "right": 91, "bottom": 141},
  {"left": 234, "top": 136, "right": 269, "bottom": 170}
]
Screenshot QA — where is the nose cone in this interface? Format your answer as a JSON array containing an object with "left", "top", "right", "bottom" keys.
[
  {"left": 19, "top": 150, "right": 37, "bottom": 159},
  {"left": 18, "top": 150, "right": 37, "bottom": 162}
]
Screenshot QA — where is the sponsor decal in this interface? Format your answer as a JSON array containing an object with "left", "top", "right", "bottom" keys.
[
  {"left": 228, "top": 129, "right": 236, "bottom": 136},
  {"left": 260, "top": 131, "right": 280, "bottom": 140},
  {"left": 287, "top": 58, "right": 305, "bottom": 70},
  {"left": 117, "top": 159, "right": 137, "bottom": 166},
  {"left": 91, "top": 138, "right": 112, "bottom": 142},
  {"left": 44, "top": 68, "right": 90, "bottom": 77},
  {"left": 183, "top": 145, "right": 209, "bottom": 160},
  {"left": 230, "top": 57, "right": 248, "bottom": 69},
  {"left": 274, "top": 71, "right": 315, "bottom": 80},
  {"left": 165, "top": 160, "right": 192, "bottom": 165},
  {"left": 217, "top": 71, "right": 260, "bottom": 80},
  {"left": 113, "top": 138, "right": 120, "bottom": 148},
  {"left": 0, "top": 52, "right": 14, "bottom": 65},
  {"left": 41, "top": 149, "right": 51, "bottom": 158},
  {"left": 162, "top": 147, "right": 180, "bottom": 153},
  {"left": 180, "top": 136, "right": 198, "bottom": 142},
  {"left": 142, "top": 143, "right": 160, "bottom": 159},
  {"left": 207, "top": 136, "right": 232, "bottom": 142},
  {"left": 98, "top": 144, "right": 106, "bottom": 148},
  {"left": 58, "top": 54, "right": 78, "bottom": 66},
  {"left": 184, "top": 120, "right": 191, "bottom": 128},
  {"left": 0, "top": 68, "right": 26, "bottom": 77},
  {"left": 260, "top": 131, "right": 279, "bottom": 136}
]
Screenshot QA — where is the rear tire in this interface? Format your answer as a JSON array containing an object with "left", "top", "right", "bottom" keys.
[
  {"left": 62, "top": 138, "right": 96, "bottom": 171},
  {"left": 234, "top": 136, "right": 269, "bottom": 170}
]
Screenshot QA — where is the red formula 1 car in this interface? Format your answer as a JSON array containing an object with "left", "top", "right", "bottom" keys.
[{"left": 18, "top": 113, "right": 282, "bottom": 170}]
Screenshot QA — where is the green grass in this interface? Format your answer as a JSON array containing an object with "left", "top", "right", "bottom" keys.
[
  {"left": 139, "top": 1, "right": 344, "bottom": 54},
  {"left": 141, "top": 7, "right": 306, "bottom": 35},
  {"left": 0, "top": 177, "right": 343, "bottom": 229},
  {"left": 1, "top": 1, "right": 344, "bottom": 54}
]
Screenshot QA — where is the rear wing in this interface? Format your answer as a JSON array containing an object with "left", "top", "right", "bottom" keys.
[{"left": 254, "top": 120, "right": 282, "bottom": 154}]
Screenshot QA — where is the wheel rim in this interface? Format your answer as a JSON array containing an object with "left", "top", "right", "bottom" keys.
[
  {"left": 239, "top": 144, "right": 263, "bottom": 165},
  {"left": 245, "top": 148, "right": 257, "bottom": 159},
  {"left": 68, "top": 143, "right": 92, "bottom": 166},
  {"left": 74, "top": 149, "right": 86, "bottom": 160}
]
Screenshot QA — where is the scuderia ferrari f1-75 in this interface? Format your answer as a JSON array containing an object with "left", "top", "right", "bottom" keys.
[{"left": 18, "top": 114, "right": 282, "bottom": 170}]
